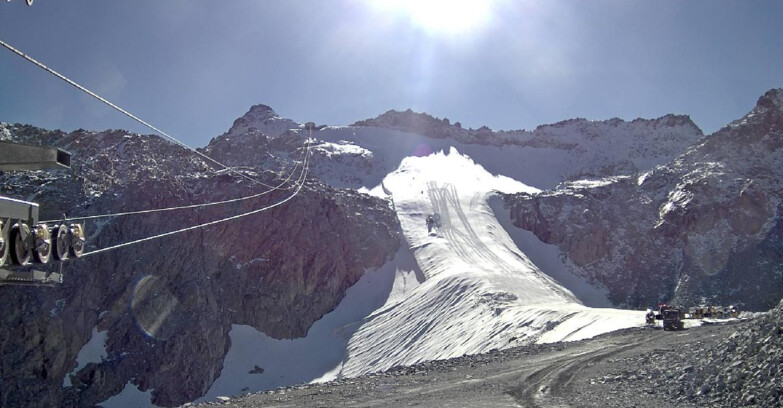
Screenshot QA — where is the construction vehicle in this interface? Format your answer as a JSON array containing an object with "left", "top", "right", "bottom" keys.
[
  {"left": 662, "top": 308, "right": 684, "bottom": 331},
  {"left": 648, "top": 303, "right": 740, "bottom": 330}
]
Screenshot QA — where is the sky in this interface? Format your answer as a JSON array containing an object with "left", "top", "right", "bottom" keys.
[{"left": 1, "top": 0, "right": 781, "bottom": 147}]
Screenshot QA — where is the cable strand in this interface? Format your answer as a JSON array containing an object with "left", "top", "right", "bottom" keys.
[
  {"left": 82, "top": 139, "right": 311, "bottom": 257},
  {"left": 0, "top": 38, "right": 284, "bottom": 190},
  {"left": 40, "top": 144, "right": 308, "bottom": 223}
]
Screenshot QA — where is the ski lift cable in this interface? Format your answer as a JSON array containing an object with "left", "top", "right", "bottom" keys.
[
  {"left": 0, "top": 38, "right": 285, "bottom": 190},
  {"left": 81, "top": 139, "right": 312, "bottom": 257},
  {"left": 39, "top": 144, "right": 309, "bottom": 224}
]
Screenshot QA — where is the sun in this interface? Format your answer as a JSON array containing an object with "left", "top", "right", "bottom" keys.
[{"left": 372, "top": 0, "right": 497, "bottom": 35}]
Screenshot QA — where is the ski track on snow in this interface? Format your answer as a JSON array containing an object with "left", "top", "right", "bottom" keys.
[{"left": 191, "top": 145, "right": 644, "bottom": 404}]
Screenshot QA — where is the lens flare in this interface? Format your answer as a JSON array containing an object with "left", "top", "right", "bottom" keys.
[{"left": 131, "top": 275, "right": 180, "bottom": 340}]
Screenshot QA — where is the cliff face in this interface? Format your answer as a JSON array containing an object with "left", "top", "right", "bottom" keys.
[
  {"left": 505, "top": 89, "right": 783, "bottom": 310},
  {"left": 0, "top": 124, "right": 399, "bottom": 407}
]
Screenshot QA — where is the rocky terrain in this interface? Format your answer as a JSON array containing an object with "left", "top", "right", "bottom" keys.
[
  {"left": 504, "top": 89, "right": 783, "bottom": 310},
  {"left": 629, "top": 299, "right": 783, "bottom": 407},
  {"left": 0, "top": 123, "right": 400, "bottom": 407},
  {"left": 1, "top": 89, "right": 781, "bottom": 407},
  {"left": 353, "top": 109, "right": 704, "bottom": 183},
  {"left": 194, "top": 305, "right": 782, "bottom": 408}
]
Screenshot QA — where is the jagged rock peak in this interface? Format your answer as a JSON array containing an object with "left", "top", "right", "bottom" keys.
[
  {"left": 537, "top": 114, "right": 700, "bottom": 132},
  {"left": 757, "top": 88, "right": 783, "bottom": 112},
  {"left": 225, "top": 104, "right": 300, "bottom": 138},
  {"left": 353, "top": 108, "right": 459, "bottom": 130},
  {"left": 724, "top": 88, "right": 783, "bottom": 133},
  {"left": 245, "top": 104, "right": 279, "bottom": 120}
]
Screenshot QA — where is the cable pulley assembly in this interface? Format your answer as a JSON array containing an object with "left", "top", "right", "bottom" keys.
[
  {"left": 0, "top": 38, "right": 312, "bottom": 286},
  {"left": 0, "top": 220, "right": 8, "bottom": 266},
  {"left": 52, "top": 224, "right": 70, "bottom": 261},
  {"left": 32, "top": 223, "right": 51, "bottom": 264},
  {"left": 9, "top": 223, "right": 32, "bottom": 266},
  {"left": 68, "top": 223, "right": 85, "bottom": 258}
]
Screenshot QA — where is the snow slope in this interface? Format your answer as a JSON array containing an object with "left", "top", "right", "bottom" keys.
[
  {"left": 122, "top": 113, "right": 693, "bottom": 404},
  {"left": 335, "top": 149, "right": 642, "bottom": 377},
  {"left": 197, "top": 148, "right": 643, "bottom": 402}
]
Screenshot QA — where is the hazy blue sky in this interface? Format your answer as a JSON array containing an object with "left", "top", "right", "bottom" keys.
[{"left": 1, "top": 1, "right": 781, "bottom": 146}]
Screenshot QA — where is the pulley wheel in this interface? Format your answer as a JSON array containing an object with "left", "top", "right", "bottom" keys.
[
  {"left": 33, "top": 224, "right": 52, "bottom": 264},
  {"left": 69, "top": 223, "right": 85, "bottom": 258},
  {"left": 53, "top": 224, "right": 69, "bottom": 261},
  {"left": 9, "top": 223, "right": 32, "bottom": 266},
  {"left": 0, "top": 220, "right": 8, "bottom": 266}
]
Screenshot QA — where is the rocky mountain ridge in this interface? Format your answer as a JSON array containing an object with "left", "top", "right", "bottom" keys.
[
  {"left": 349, "top": 109, "right": 704, "bottom": 183},
  {"left": 504, "top": 88, "right": 783, "bottom": 310},
  {"left": 0, "top": 123, "right": 400, "bottom": 407}
]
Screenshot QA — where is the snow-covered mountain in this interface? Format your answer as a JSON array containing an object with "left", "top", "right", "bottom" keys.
[
  {"left": 505, "top": 89, "right": 783, "bottom": 310},
  {"left": 2, "top": 90, "right": 779, "bottom": 408}
]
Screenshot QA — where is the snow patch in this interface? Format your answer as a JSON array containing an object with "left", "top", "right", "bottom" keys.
[
  {"left": 63, "top": 326, "right": 108, "bottom": 387},
  {"left": 487, "top": 196, "right": 613, "bottom": 308},
  {"left": 198, "top": 244, "right": 421, "bottom": 401}
]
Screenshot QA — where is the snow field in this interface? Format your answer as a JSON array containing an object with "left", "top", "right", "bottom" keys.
[{"left": 336, "top": 149, "right": 643, "bottom": 377}]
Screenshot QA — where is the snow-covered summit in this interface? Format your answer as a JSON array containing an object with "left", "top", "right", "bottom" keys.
[{"left": 309, "top": 109, "right": 703, "bottom": 191}]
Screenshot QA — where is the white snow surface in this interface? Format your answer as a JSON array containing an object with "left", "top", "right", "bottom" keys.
[
  {"left": 63, "top": 326, "right": 108, "bottom": 387},
  {"left": 487, "top": 196, "right": 614, "bottom": 308},
  {"left": 314, "top": 126, "right": 571, "bottom": 189},
  {"left": 202, "top": 148, "right": 643, "bottom": 402},
  {"left": 336, "top": 149, "right": 642, "bottom": 377}
]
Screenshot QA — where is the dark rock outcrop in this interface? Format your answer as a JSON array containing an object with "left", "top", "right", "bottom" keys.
[
  {"left": 223, "top": 104, "right": 300, "bottom": 139},
  {"left": 0, "top": 124, "right": 399, "bottom": 407},
  {"left": 505, "top": 89, "right": 783, "bottom": 310}
]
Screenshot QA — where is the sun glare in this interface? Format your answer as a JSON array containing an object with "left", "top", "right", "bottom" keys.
[{"left": 372, "top": 0, "right": 497, "bottom": 35}]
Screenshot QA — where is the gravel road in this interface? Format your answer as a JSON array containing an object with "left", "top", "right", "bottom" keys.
[{"left": 192, "top": 320, "right": 750, "bottom": 408}]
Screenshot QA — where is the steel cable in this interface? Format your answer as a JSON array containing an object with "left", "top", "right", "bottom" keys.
[
  {"left": 40, "top": 145, "right": 308, "bottom": 223},
  {"left": 0, "top": 38, "right": 287, "bottom": 190},
  {"left": 81, "top": 138, "right": 312, "bottom": 257},
  {"left": 0, "top": 37, "right": 312, "bottom": 224},
  {"left": 1, "top": 37, "right": 318, "bottom": 258}
]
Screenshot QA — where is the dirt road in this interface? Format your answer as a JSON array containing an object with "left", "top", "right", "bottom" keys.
[{"left": 197, "top": 321, "right": 746, "bottom": 408}]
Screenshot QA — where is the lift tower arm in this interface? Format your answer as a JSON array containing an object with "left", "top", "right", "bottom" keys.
[
  {"left": 0, "top": 140, "right": 71, "bottom": 171},
  {"left": 1, "top": 140, "right": 74, "bottom": 285}
]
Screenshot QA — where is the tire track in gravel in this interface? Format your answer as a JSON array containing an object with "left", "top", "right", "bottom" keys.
[{"left": 506, "top": 337, "right": 648, "bottom": 407}]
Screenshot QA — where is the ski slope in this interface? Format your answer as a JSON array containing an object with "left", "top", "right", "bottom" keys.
[
  {"left": 335, "top": 148, "right": 642, "bottom": 377},
  {"left": 193, "top": 148, "right": 643, "bottom": 403}
]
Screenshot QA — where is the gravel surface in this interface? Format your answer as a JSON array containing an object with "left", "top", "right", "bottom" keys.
[{"left": 185, "top": 316, "right": 778, "bottom": 408}]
